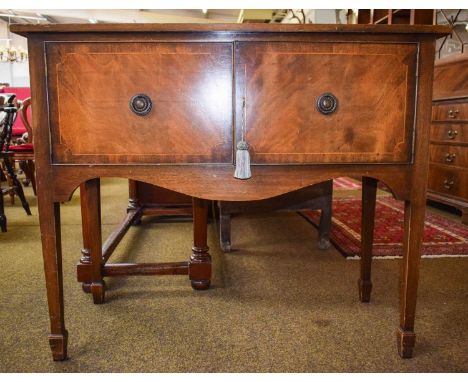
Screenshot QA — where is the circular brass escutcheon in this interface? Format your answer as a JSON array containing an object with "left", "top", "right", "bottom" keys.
[
  {"left": 316, "top": 93, "right": 338, "bottom": 115},
  {"left": 130, "top": 94, "right": 152, "bottom": 116}
]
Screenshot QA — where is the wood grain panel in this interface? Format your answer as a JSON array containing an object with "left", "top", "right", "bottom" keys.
[
  {"left": 428, "top": 164, "right": 468, "bottom": 200},
  {"left": 430, "top": 123, "right": 468, "bottom": 144},
  {"left": 46, "top": 42, "right": 233, "bottom": 164},
  {"left": 432, "top": 102, "right": 468, "bottom": 122},
  {"left": 433, "top": 54, "right": 468, "bottom": 100},
  {"left": 235, "top": 42, "right": 417, "bottom": 164},
  {"left": 429, "top": 144, "right": 468, "bottom": 167}
]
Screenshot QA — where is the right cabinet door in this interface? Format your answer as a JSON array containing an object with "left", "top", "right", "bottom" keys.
[{"left": 235, "top": 41, "right": 418, "bottom": 164}]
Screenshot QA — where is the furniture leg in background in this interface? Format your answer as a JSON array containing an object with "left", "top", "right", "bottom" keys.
[
  {"left": 79, "top": 178, "right": 105, "bottom": 303},
  {"left": 219, "top": 181, "right": 333, "bottom": 252},
  {"left": 358, "top": 177, "right": 377, "bottom": 302},
  {"left": 1, "top": 156, "right": 31, "bottom": 215},
  {"left": 77, "top": 180, "right": 212, "bottom": 303},
  {"left": 189, "top": 198, "right": 211, "bottom": 289},
  {"left": 0, "top": 177, "right": 6, "bottom": 232}
]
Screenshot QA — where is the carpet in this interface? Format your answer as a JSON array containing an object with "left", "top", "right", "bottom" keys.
[
  {"left": 333, "top": 177, "right": 361, "bottom": 191},
  {"left": 301, "top": 196, "right": 468, "bottom": 259}
]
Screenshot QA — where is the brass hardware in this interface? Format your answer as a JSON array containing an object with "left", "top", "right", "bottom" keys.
[
  {"left": 443, "top": 179, "right": 455, "bottom": 190},
  {"left": 316, "top": 93, "right": 338, "bottom": 115},
  {"left": 448, "top": 109, "right": 459, "bottom": 119},
  {"left": 447, "top": 129, "right": 458, "bottom": 139},
  {"left": 129, "top": 94, "right": 152, "bottom": 116},
  {"left": 444, "top": 153, "right": 456, "bottom": 163}
]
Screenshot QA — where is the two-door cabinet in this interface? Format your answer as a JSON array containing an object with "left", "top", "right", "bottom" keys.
[{"left": 11, "top": 23, "right": 450, "bottom": 361}]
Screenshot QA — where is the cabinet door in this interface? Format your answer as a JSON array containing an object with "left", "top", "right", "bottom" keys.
[
  {"left": 47, "top": 42, "right": 233, "bottom": 164},
  {"left": 235, "top": 42, "right": 418, "bottom": 164}
]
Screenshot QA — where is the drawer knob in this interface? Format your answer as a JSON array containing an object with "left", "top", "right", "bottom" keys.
[
  {"left": 444, "top": 153, "right": 456, "bottom": 163},
  {"left": 448, "top": 109, "right": 459, "bottom": 119},
  {"left": 443, "top": 179, "right": 455, "bottom": 190},
  {"left": 316, "top": 93, "right": 338, "bottom": 115},
  {"left": 130, "top": 94, "right": 152, "bottom": 116},
  {"left": 447, "top": 129, "right": 458, "bottom": 139}
]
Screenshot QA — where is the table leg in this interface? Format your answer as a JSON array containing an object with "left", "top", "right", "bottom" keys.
[
  {"left": 81, "top": 178, "right": 105, "bottom": 304},
  {"left": 190, "top": 197, "right": 211, "bottom": 290},
  {"left": 0, "top": 181, "right": 6, "bottom": 232},
  {"left": 38, "top": 200, "right": 68, "bottom": 361},
  {"left": 397, "top": 198, "right": 426, "bottom": 358},
  {"left": 219, "top": 207, "right": 232, "bottom": 253},
  {"left": 317, "top": 192, "right": 332, "bottom": 250},
  {"left": 358, "top": 177, "right": 377, "bottom": 302}
]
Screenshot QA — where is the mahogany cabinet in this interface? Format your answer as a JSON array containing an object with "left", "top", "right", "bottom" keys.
[
  {"left": 11, "top": 23, "right": 449, "bottom": 362},
  {"left": 428, "top": 54, "right": 468, "bottom": 224}
]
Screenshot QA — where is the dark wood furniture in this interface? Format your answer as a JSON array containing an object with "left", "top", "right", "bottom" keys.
[
  {"left": 354, "top": 9, "right": 435, "bottom": 25},
  {"left": 428, "top": 54, "right": 468, "bottom": 224},
  {"left": 218, "top": 181, "right": 332, "bottom": 252},
  {"left": 0, "top": 94, "right": 32, "bottom": 230},
  {"left": 16, "top": 97, "right": 36, "bottom": 195},
  {"left": 120, "top": 179, "right": 332, "bottom": 255},
  {"left": 12, "top": 23, "right": 449, "bottom": 361}
]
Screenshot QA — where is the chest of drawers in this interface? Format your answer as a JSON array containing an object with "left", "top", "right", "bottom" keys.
[
  {"left": 11, "top": 23, "right": 449, "bottom": 362},
  {"left": 429, "top": 54, "right": 468, "bottom": 224}
]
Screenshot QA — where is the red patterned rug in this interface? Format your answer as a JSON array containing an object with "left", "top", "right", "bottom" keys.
[
  {"left": 333, "top": 177, "right": 361, "bottom": 191},
  {"left": 301, "top": 196, "right": 468, "bottom": 259}
]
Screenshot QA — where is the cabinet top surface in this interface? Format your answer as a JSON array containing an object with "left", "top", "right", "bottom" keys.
[{"left": 10, "top": 22, "right": 451, "bottom": 37}]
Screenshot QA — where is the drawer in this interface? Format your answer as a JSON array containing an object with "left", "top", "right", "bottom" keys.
[
  {"left": 432, "top": 102, "right": 468, "bottom": 122},
  {"left": 431, "top": 124, "right": 468, "bottom": 144},
  {"left": 46, "top": 42, "right": 233, "bottom": 164},
  {"left": 428, "top": 165, "right": 468, "bottom": 200},
  {"left": 235, "top": 42, "right": 417, "bottom": 164},
  {"left": 430, "top": 144, "right": 468, "bottom": 168}
]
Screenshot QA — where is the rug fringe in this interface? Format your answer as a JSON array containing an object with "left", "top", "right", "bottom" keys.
[{"left": 346, "top": 254, "right": 468, "bottom": 260}]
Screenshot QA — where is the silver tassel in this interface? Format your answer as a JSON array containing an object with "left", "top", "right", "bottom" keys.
[
  {"left": 234, "top": 140, "right": 251, "bottom": 179},
  {"left": 234, "top": 91, "right": 252, "bottom": 180}
]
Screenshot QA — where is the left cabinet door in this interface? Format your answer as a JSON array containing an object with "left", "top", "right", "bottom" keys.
[{"left": 46, "top": 42, "right": 233, "bottom": 165}]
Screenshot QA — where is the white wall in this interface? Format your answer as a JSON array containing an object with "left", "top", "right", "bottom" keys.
[{"left": 0, "top": 21, "right": 30, "bottom": 87}]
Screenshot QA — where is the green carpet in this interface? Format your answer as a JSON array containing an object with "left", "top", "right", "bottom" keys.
[{"left": 0, "top": 178, "right": 467, "bottom": 372}]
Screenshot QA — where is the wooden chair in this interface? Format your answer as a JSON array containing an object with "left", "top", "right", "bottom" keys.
[
  {"left": 15, "top": 97, "right": 36, "bottom": 194},
  {"left": 0, "top": 94, "right": 32, "bottom": 229}
]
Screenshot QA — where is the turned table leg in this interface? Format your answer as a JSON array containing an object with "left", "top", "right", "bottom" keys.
[
  {"left": 190, "top": 197, "right": 211, "bottom": 290},
  {"left": 397, "top": 198, "right": 426, "bottom": 358},
  {"left": 38, "top": 200, "right": 68, "bottom": 361},
  {"left": 359, "top": 176, "right": 377, "bottom": 302},
  {"left": 80, "top": 178, "right": 105, "bottom": 304}
]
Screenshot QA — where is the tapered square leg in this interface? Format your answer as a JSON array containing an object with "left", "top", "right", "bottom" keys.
[
  {"left": 190, "top": 198, "right": 211, "bottom": 290},
  {"left": 359, "top": 177, "right": 377, "bottom": 303},
  {"left": 37, "top": 200, "right": 68, "bottom": 361},
  {"left": 397, "top": 198, "right": 426, "bottom": 358}
]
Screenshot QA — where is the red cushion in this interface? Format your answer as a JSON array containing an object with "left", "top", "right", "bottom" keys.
[
  {"left": 6, "top": 143, "right": 34, "bottom": 151},
  {"left": 12, "top": 126, "right": 28, "bottom": 136}
]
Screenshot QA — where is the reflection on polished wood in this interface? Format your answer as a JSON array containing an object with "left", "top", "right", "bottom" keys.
[{"left": 11, "top": 23, "right": 450, "bottom": 361}]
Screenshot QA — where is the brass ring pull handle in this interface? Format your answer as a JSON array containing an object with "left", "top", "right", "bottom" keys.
[
  {"left": 444, "top": 153, "right": 456, "bottom": 163},
  {"left": 130, "top": 94, "right": 152, "bottom": 116},
  {"left": 448, "top": 109, "right": 459, "bottom": 119},
  {"left": 447, "top": 129, "right": 458, "bottom": 139},
  {"left": 316, "top": 93, "right": 338, "bottom": 115},
  {"left": 443, "top": 179, "right": 455, "bottom": 190}
]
